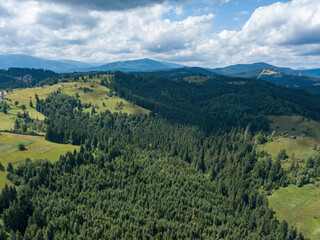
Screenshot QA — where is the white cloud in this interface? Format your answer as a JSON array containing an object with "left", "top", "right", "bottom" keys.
[
  {"left": 221, "top": 0, "right": 231, "bottom": 4},
  {"left": 174, "top": 5, "right": 183, "bottom": 15},
  {"left": 194, "top": 0, "right": 320, "bottom": 68},
  {"left": 238, "top": 11, "right": 249, "bottom": 15},
  {"left": 0, "top": 0, "right": 320, "bottom": 69},
  {"left": 0, "top": 1, "right": 215, "bottom": 62}
]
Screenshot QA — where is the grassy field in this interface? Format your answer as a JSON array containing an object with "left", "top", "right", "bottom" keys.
[
  {"left": 0, "top": 75, "right": 148, "bottom": 189},
  {"left": 5, "top": 76, "right": 149, "bottom": 116},
  {"left": 264, "top": 115, "right": 320, "bottom": 239},
  {"left": 268, "top": 115, "right": 320, "bottom": 141},
  {"left": 0, "top": 132, "right": 79, "bottom": 189},
  {"left": 0, "top": 112, "right": 16, "bottom": 131},
  {"left": 260, "top": 115, "right": 320, "bottom": 164},
  {"left": 268, "top": 184, "right": 320, "bottom": 240},
  {"left": 182, "top": 75, "right": 211, "bottom": 83}
]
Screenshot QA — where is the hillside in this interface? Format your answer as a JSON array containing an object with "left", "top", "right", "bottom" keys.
[
  {"left": 110, "top": 71, "right": 320, "bottom": 132},
  {"left": 1, "top": 71, "right": 320, "bottom": 239},
  {"left": 135, "top": 67, "right": 219, "bottom": 78},
  {"left": 213, "top": 62, "right": 307, "bottom": 76},
  {"left": 213, "top": 63, "right": 320, "bottom": 88},
  {"left": 0, "top": 68, "right": 57, "bottom": 90},
  {"left": 0, "top": 54, "right": 96, "bottom": 73},
  {"left": 91, "top": 58, "right": 184, "bottom": 72},
  {"left": 302, "top": 68, "right": 320, "bottom": 78},
  {"left": 135, "top": 64, "right": 320, "bottom": 90}
]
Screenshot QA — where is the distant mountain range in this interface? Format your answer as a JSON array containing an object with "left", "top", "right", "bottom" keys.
[
  {"left": 0, "top": 54, "right": 97, "bottom": 73},
  {"left": 213, "top": 62, "right": 308, "bottom": 77},
  {"left": 211, "top": 62, "right": 320, "bottom": 88},
  {"left": 1, "top": 54, "right": 320, "bottom": 91},
  {"left": 301, "top": 68, "right": 320, "bottom": 78},
  {"left": 0, "top": 54, "right": 184, "bottom": 73},
  {"left": 89, "top": 58, "right": 185, "bottom": 72}
]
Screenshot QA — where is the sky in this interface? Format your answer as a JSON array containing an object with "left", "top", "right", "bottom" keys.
[{"left": 0, "top": 0, "right": 319, "bottom": 69}]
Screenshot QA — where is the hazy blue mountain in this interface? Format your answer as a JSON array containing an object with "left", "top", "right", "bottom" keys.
[
  {"left": 91, "top": 58, "right": 185, "bottom": 72},
  {"left": 301, "top": 68, "right": 320, "bottom": 78},
  {"left": 0, "top": 55, "right": 184, "bottom": 73},
  {"left": 212, "top": 62, "right": 320, "bottom": 88},
  {"left": 55, "top": 59, "right": 97, "bottom": 69},
  {"left": 0, "top": 54, "right": 92, "bottom": 73},
  {"left": 213, "top": 62, "right": 308, "bottom": 77}
]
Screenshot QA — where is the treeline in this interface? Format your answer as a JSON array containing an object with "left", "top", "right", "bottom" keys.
[
  {"left": 109, "top": 71, "right": 320, "bottom": 133},
  {"left": 0, "top": 68, "right": 57, "bottom": 90},
  {"left": 0, "top": 92, "right": 307, "bottom": 239}
]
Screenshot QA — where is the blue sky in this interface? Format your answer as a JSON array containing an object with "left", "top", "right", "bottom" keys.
[
  {"left": 166, "top": 0, "right": 291, "bottom": 32},
  {"left": 0, "top": 0, "right": 319, "bottom": 69}
]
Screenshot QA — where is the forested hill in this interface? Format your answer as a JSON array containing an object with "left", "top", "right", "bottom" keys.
[
  {"left": 0, "top": 68, "right": 57, "bottom": 90},
  {"left": 0, "top": 71, "right": 317, "bottom": 239},
  {"left": 109, "top": 71, "right": 320, "bottom": 132},
  {"left": 1, "top": 91, "right": 307, "bottom": 239}
]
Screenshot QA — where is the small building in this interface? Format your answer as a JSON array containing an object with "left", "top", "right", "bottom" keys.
[
  {"left": 23, "top": 74, "right": 32, "bottom": 81},
  {"left": 290, "top": 136, "right": 296, "bottom": 139},
  {"left": 301, "top": 133, "right": 306, "bottom": 138}
]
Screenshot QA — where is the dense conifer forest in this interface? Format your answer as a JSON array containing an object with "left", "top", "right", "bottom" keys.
[
  {"left": 2, "top": 71, "right": 320, "bottom": 239},
  {"left": 0, "top": 68, "right": 57, "bottom": 90}
]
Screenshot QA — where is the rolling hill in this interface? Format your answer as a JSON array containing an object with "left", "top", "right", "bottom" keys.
[
  {"left": 90, "top": 58, "right": 185, "bottom": 72},
  {"left": 0, "top": 54, "right": 96, "bottom": 73},
  {"left": 0, "top": 55, "right": 185, "bottom": 73},
  {"left": 212, "top": 62, "right": 320, "bottom": 88},
  {"left": 136, "top": 63, "right": 320, "bottom": 89},
  {"left": 302, "top": 68, "right": 320, "bottom": 78}
]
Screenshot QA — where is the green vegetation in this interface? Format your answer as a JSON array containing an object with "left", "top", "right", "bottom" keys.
[
  {"left": 5, "top": 76, "right": 149, "bottom": 117},
  {"left": 269, "top": 184, "right": 320, "bottom": 240},
  {"left": 0, "top": 132, "right": 79, "bottom": 190},
  {"left": 0, "top": 91, "right": 303, "bottom": 239},
  {"left": 260, "top": 115, "right": 320, "bottom": 164},
  {"left": 0, "top": 112, "right": 15, "bottom": 131},
  {"left": 257, "top": 115, "right": 320, "bottom": 239},
  {"left": 3, "top": 70, "right": 320, "bottom": 239},
  {"left": 268, "top": 115, "right": 320, "bottom": 140},
  {"left": 0, "top": 68, "right": 57, "bottom": 90},
  {"left": 111, "top": 71, "right": 320, "bottom": 132},
  {"left": 182, "top": 75, "right": 211, "bottom": 83}
]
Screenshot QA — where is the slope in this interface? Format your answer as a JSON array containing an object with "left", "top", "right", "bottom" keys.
[
  {"left": 0, "top": 54, "right": 92, "bottom": 73},
  {"left": 92, "top": 58, "right": 184, "bottom": 72}
]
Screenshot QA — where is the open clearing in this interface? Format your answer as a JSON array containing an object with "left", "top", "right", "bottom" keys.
[
  {"left": 5, "top": 76, "right": 149, "bottom": 117},
  {"left": 0, "top": 132, "right": 79, "bottom": 189},
  {"left": 268, "top": 115, "right": 320, "bottom": 141},
  {"left": 268, "top": 184, "right": 320, "bottom": 240},
  {"left": 261, "top": 115, "right": 320, "bottom": 163},
  {"left": 0, "top": 112, "right": 16, "bottom": 131},
  {"left": 264, "top": 115, "right": 320, "bottom": 239}
]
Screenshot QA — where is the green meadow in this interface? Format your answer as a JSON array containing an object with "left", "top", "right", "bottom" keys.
[
  {"left": 263, "top": 116, "right": 320, "bottom": 239},
  {"left": 268, "top": 184, "right": 320, "bottom": 240},
  {"left": 0, "top": 112, "right": 16, "bottom": 131},
  {"left": 5, "top": 76, "right": 149, "bottom": 116},
  {"left": 0, "top": 75, "right": 148, "bottom": 189},
  {"left": 261, "top": 115, "right": 320, "bottom": 164},
  {"left": 0, "top": 132, "right": 79, "bottom": 189}
]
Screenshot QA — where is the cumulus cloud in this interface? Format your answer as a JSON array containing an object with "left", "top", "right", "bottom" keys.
[
  {"left": 0, "top": 0, "right": 215, "bottom": 62},
  {"left": 195, "top": 0, "right": 320, "bottom": 68},
  {"left": 16, "top": 0, "right": 186, "bottom": 11},
  {"left": 1, "top": 0, "right": 320, "bottom": 69}
]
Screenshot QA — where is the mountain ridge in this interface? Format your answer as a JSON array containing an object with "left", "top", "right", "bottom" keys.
[{"left": 0, "top": 54, "right": 185, "bottom": 73}]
